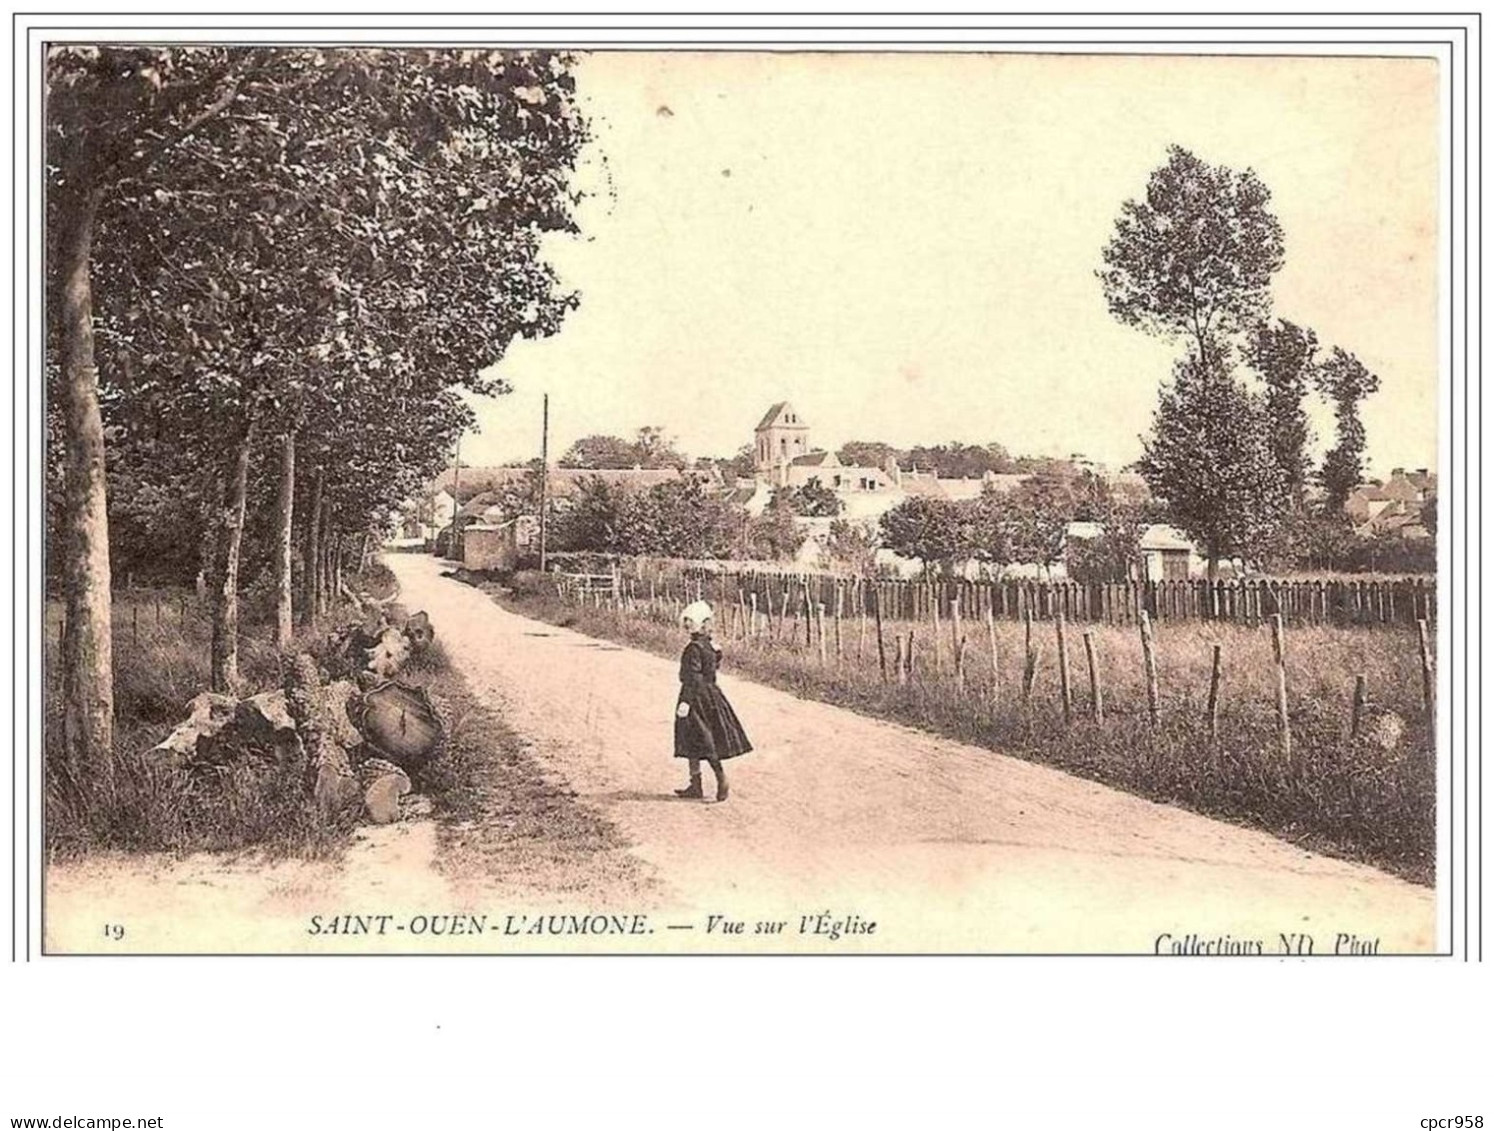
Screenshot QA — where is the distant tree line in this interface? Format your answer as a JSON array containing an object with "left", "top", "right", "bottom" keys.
[{"left": 874, "top": 472, "right": 1160, "bottom": 580}]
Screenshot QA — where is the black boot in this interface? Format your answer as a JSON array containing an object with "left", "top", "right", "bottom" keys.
[
  {"left": 675, "top": 764, "right": 704, "bottom": 798},
  {"left": 708, "top": 759, "right": 728, "bottom": 803}
]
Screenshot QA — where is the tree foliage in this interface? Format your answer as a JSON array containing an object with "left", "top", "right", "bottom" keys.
[
  {"left": 619, "top": 478, "right": 738, "bottom": 558},
  {"left": 744, "top": 496, "right": 807, "bottom": 561},
  {"left": 1099, "top": 145, "right": 1285, "bottom": 363},
  {"left": 1316, "top": 346, "right": 1381, "bottom": 514},
  {"left": 1246, "top": 318, "right": 1319, "bottom": 509},
  {"left": 1136, "top": 350, "right": 1288, "bottom": 574},
  {"left": 877, "top": 496, "right": 968, "bottom": 575},
  {"left": 551, "top": 475, "right": 628, "bottom": 553},
  {"left": 66, "top": 44, "right": 589, "bottom": 581},
  {"left": 45, "top": 45, "right": 591, "bottom": 754},
  {"left": 822, "top": 518, "right": 879, "bottom": 575},
  {"left": 904, "top": 441, "right": 1015, "bottom": 478},
  {"left": 560, "top": 426, "right": 688, "bottom": 469},
  {"left": 836, "top": 440, "right": 902, "bottom": 471},
  {"left": 775, "top": 477, "right": 843, "bottom": 518}
]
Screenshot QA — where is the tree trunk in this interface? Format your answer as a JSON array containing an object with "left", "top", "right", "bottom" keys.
[
  {"left": 333, "top": 534, "right": 344, "bottom": 603},
  {"left": 57, "top": 185, "right": 114, "bottom": 779},
  {"left": 274, "top": 432, "right": 296, "bottom": 647},
  {"left": 210, "top": 419, "right": 256, "bottom": 693},
  {"left": 317, "top": 510, "right": 333, "bottom": 618},
  {"left": 1207, "top": 554, "right": 1220, "bottom": 583},
  {"left": 301, "top": 470, "right": 324, "bottom": 625}
]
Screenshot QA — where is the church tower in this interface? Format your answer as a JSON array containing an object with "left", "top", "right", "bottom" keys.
[{"left": 754, "top": 402, "right": 811, "bottom": 483}]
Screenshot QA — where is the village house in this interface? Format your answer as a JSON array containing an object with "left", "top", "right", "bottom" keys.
[
  {"left": 1346, "top": 467, "right": 1436, "bottom": 540},
  {"left": 387, "top": 488, "right": 457, "bottom": 546}
]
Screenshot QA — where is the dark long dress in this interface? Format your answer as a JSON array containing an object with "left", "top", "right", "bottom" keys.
[{"left": 673, "top": 634, "right": 753, "bottom": 761}]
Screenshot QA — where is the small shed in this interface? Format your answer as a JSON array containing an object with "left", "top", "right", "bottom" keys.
[
  {"left": 1139, "top": 524, "right": 1201, "bottom": 581},
  {"left": 462, "top": 522, "right": 519, "bottom": 572}
]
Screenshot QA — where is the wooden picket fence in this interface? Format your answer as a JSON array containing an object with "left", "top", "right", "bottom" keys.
[
  {"left": 619, "top": 564, "right": 1434, "bottom": 631},
  {"left": 553, "top": 567, "right": 1437, "bottom": 755}
]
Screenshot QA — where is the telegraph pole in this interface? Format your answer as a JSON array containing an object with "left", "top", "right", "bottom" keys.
[{"left": 538, "top": 393, "right": 550, "bottom": 573}]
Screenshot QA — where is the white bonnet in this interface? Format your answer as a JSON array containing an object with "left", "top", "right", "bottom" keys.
[{"left": 681, "top": 600, "right": 714, "bottom": 630}]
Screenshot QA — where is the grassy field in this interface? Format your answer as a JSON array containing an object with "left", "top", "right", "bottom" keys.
[{"left": 488, "top": 573, "right": 1436, "bottom": 885}]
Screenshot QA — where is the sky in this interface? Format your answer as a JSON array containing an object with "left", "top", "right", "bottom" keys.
[{"left": 463, "top": 51, "right": 1441, "bottom": 478}]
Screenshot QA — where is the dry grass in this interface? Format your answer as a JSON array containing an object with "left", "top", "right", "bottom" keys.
[
  {"left": 492, "top": 581, "right": 1436, "bottom": 886},
  {"left": 43, "top": 583, "right": 372, "bottom": 863}
]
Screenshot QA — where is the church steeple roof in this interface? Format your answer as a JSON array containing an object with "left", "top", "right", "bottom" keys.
[{"left": 756, "top": 401, "right": 808, "bottom": 431}]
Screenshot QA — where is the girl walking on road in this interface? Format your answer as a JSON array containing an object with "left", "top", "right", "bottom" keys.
[{"left": 673, "top": 600, "right": 752, "bottom": 802}]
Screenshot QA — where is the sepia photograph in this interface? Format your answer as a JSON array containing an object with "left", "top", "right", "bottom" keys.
[{"left": 36, "top": 42, "right": 1447, "bottom": 955}]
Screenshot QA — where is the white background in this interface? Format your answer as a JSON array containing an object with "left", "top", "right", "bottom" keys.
[{"left": 3, "top": 8, "right": 1486, "bottom": 1128}]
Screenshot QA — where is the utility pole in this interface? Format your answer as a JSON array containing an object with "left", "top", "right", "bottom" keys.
[{"left": 538, "top": 393, "right": 550, "bottom": 573}]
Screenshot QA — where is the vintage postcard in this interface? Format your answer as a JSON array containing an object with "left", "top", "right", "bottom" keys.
[{"left": 33, "top": 39, "right": 1455, "bottom": 956}]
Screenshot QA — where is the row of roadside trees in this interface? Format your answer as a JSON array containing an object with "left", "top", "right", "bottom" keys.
[{"left": 47, "top": 46, "right": 589, "bottom": 780}]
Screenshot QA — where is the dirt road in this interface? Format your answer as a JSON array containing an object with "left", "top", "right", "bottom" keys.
[{"left": 44, "top": 555, "right": 1437, "bottom": 954}]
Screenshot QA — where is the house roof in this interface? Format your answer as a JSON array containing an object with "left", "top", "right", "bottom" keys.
[
  {"left": 938, "top": 477, "right": 989, "bottom": 502},
  {"left": 1139, "top": 524, "right": 1196, "bottom": 552},
  {"left": 1350, "top": 469, "right": 1437, "bottom": 509},
  {"left": 899, "top": 477, "right": 950, "bottom": 500},
  {"left": 456, "top": 490, "right": 504, "bottom": 519},
  {"left": 789, "top": 449, "right": 838, "bottom": 468},
  {"left": 437, "top": 465, "right": 684, "bottom": 504},
  {"left": 1356, "top": 498, "right": 1430, "bottom": 538},
  {"left": 557, "top": 468, "right": 684, "bottom": 490},
  {"left": 433, "top": 466, "right": 536, "bottom": 503},
  {"left": 1378, "top": 478, "right": 1425, "bottom": 503},
  {"left": 756, "top": 401, "right": 808, "bottom": 431}
]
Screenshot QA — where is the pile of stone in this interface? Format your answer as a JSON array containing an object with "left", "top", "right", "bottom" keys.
[{"left": 146, "top": 608, "right": 444, "bottom": 827}]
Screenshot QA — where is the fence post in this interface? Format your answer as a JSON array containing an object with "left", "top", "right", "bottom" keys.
[
  {"left": 951, "top": 588, "right": 962, "bottom": 661},
  {"left": 956, "top": 637, "right": 968, "bottom": 694},
  {"left": 1351, "top": 673, "right": 1367, "bottom": 738},
  {"left": 1021, "top": 643, "right": 1039, "bottom": 706},
  {"left": 1082, "top": 629, "right": 1103, "bottom": 724},
  {"left": 931, "top": 592, "right": 943, "bottom": 674},
  {"left": 986, "top": 605, "right": 1000, "bottom": 711},
  {"left": 895, "top": 634, "right": 907, "bottom": 686},
  {"left": 833, "top": 586, "right": 844, "bottom": 663},
  {"left": 1417, "top": 618, "right": 1434, "bottom": 717},
  {"left": 1139, "top": 609, "right": 1160, "bottom": 729},
  {"left": 1270, "top": 613, "right": 1291, "bottom": 761},
  {"left": 816, "top": 602, "right": 828, "bottom": 665},
  {"left": 1207, "top": 644, "right": 1222, "bottom": 741},
  {"left": 1055, "top": 612, "right": 1072, "bottom": 725},
  {"left": 874, "top": 587, "right": 888, "bottom": 683}
]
